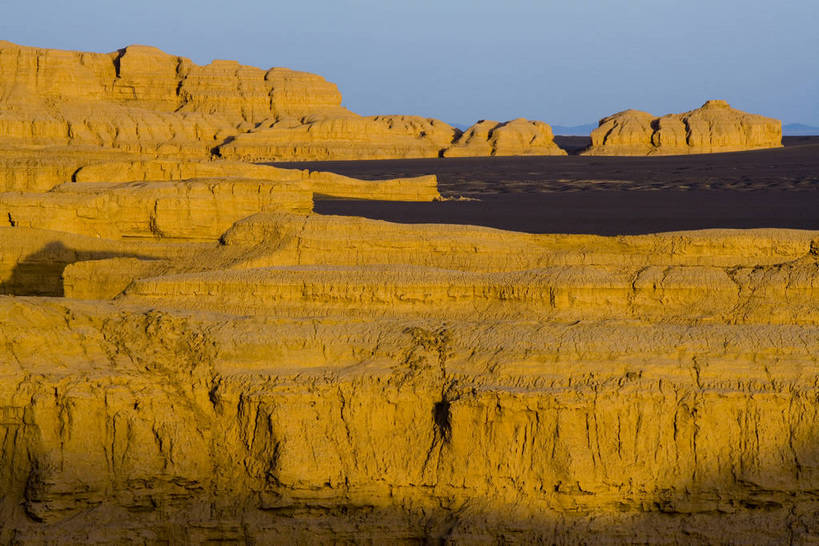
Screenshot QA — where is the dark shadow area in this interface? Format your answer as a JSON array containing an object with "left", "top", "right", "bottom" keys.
[
  {"left": 274, "top": 137, "right": 819, "bottom": 235},
  {"left": 269, "top": 136, "right": 819, "bottom": 197},
  {"left": 554, "top": 135, "right": 592, "bottom": 154},
  {"left": 211, "top": 135, "right": 236, "bottom": 157},
  {"left": 315, "top": 191, "right": 819, "bottom": 236},
  {"left": 8, "top": 483, "right": 819, "bottom": 543},
  {"left": 0, "top": 242, "right": 149, "bottom": 297}
]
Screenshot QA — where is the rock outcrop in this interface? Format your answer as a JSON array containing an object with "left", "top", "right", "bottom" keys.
[
  {"left": 443, "top": 118, "right": 566, "bottom": 157},
  {"left": 0, "top": 41, "right": 348, "bottom": 156},
  {"left": 218, "top": 114, "right": 458, "bottom": 161},
  {"left": 1, "top": 166, "right": 818, "bottom": 542},
  {"left": 1, "top": 217, "right": 818, "bottom": 543},
  {"left": 583, "top": 100, "right": 782, "bottom": 155},
  {"left": 0, "top": 41, "right": 566, "bottom": 161},
  {"left": 1, "top": 41, "right": 816, "bottom": 544},
  {"left": 72, "top": 159, "right": 441, "bottom": 201}
]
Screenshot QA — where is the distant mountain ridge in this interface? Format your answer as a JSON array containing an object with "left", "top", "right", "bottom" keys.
[
  {"left": 550, "top": 123, "right": 597, "bottom": 136},
  {"left": 783, "top": 123, "right": 819, "bottom": 136}
]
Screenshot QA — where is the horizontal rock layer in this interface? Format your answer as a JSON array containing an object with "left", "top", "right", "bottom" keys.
[
  {"left": 1, "top": 185, "right": 818, "bottom": 540},
  {"left": 1, "top": 289, "right": 819, "bottom": 542}
]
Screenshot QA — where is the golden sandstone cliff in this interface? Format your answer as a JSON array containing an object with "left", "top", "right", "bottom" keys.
[
  {"left": 1, "top": 193, "right": 819, "bottom": 542},
  {"left": 0, "top": 41, "right": 816, "bottom": 543},
  {"left": 584, "top": 100, "right": 782, "bottom": 155}
]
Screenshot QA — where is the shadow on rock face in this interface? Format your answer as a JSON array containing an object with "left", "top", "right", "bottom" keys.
[{"left": 0, "top": 241, "right": 147, "bottom": 297}]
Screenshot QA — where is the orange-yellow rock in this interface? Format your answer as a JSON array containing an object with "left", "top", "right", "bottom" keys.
[
  {"left": 0, "top": 218, "right": 818, "bottom": 541},
  {"left": 72, "top": 159, "right": 441, "bottom": 201},
  {"left": 584, "top": 100, "right": 782, "bottom": 155},
  {"left": 3, "top": 41, "right": 570, "bottom": 161},
  {"left": 218, "top": 114, "right": 457, "bottom": 161},
  {"left": 0, "top": 41, "right": 348, "bottom": 157},
  {"left": 443, "top": 118, "right": 566, "bottom": 157},
  {"left": 0, "top": 178, "right": 312, "bottom": 239},
  {"left": 2, "top": 40, "right": 817, "bottom": 544}
]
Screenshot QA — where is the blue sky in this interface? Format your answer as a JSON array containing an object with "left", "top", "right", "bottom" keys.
[{"left": 1, "top": 0, "right": 817, "bottom": 125}]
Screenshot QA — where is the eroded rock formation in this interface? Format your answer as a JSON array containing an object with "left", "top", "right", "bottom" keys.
[
  {"left": 0, "top": 41, "right": 346, "bottom": 156},
  {"left": 219, "top": 114, "right": 460, "bottom": 161},
  {"left": 584, "top": 100, "right": 782, "bottom": 155},
  {"left": 1, "top": 157, "right": 818, "bottom": 541},
  {"left": 444, "top": 118, "right": 566, "bottom": 157},
  {"left": 0, "top": 41, "right": 565, "bottom": 161},
  {"left": 0, "top": 40, "right": 816, "bottom": 543}
]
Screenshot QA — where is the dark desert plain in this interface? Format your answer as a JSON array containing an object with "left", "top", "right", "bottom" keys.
[{"left": 280, "top": 136, "right": 819, "bottom": 236}]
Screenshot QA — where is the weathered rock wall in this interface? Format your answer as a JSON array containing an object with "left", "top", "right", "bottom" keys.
[
  {"left": 1, "top": 294, "right": 819, "bottom": 542},
  {"left": 218, "top": 114, "right": 459, "bottom": 161},
  {"left": 1, "top": 202, "right": 818, "bottom": 542},
  {"left": 0, "top": 41, "right": 815, "bottom": 544}
]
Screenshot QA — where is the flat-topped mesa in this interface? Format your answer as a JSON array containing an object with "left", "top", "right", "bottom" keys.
[
  {"left": 0, "top": 41, "right": 345, "bottom": 119},
  {"left": 0, "top": 41, "right": 348, "bottom": 156},
  {"left": 443, "top": 118, "right": 566, "bottom": 157},
  {"left": 583, "top": 100, "right": 782, "bottom": 156}
]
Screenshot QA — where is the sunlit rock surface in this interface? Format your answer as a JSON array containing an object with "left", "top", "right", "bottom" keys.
[
  {"left": 1, "top": 190, "right": 818, "bottom": 541},
  {"left": 444, "top": 118, "right": 566, "bottom": 157},
  {"left": 0, "top": 41, "right": 346, "bottom": 157},
  {"left": 0, "top": 41, "right": 564, "bottom": 161},
  {"left": 0, "top": 41, "right": 816, "bottom": 544},
  {"left": 584, "top": 100, "right": 782, "bottom": 155}
]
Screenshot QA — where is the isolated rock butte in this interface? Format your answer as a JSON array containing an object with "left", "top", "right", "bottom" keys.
[
  {"left": 0, "top": 42, "right": 343, "bottom": 157},
  {"left": 444, "top": 118, "right": 566, "bottom": 157},
  {"left": 583, "top": 100, "right": 782, "bottom": 155},
  {"left": 0, "top": 41, "right": 564, "bottom": 160}
]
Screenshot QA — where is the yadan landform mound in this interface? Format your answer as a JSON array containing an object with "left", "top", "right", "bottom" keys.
[
  {"left": 443, "top": 118, "right": 566, "bottom": 157},
  {"left": 0, "top": 42, "right": 817, "bottom": 543},
  {"left": 583, "top": 100, "right": 782, "bottom": 156}
]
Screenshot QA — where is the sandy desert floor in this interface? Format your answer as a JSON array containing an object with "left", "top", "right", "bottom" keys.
[{"left": 275, "top": 136, "right": 819, "bottom": 235}]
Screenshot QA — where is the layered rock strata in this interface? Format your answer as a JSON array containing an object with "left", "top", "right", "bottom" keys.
[
  {"left": 0, "top": 41, "right": 345, "bottom": 156},
  {"left": 1, "top": 171, "right": 818, "bottom": 541},
  {"left": 218, "top": 114, "right": 459, "bottom": 161},
  {"left": 0, "top": 41, "right": 564, "bottom": 161},
  {"left": 583, "top": 100, "right": 782, "bottom": 155},
  {"left": 71, "top": 159, "right": 441, "bottom": 201},
  {"left": 2, "top": 295, "right": 819, "bottom": 543},
  {"left": 0, "top": 40, "right": 813, "bottom": 543}
]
